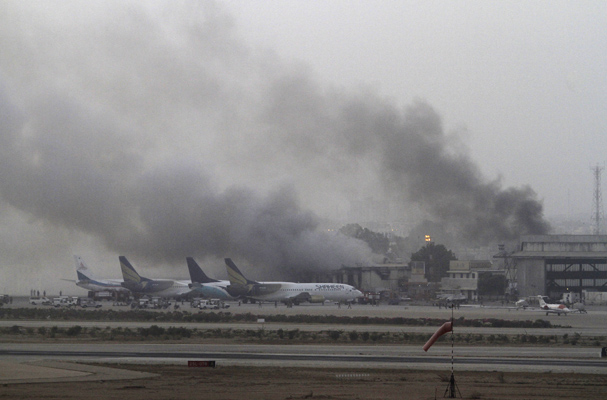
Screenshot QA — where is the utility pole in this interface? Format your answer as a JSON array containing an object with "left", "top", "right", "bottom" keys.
[{"left": 591, "top": 164, "right": 604, "bottom": 235}]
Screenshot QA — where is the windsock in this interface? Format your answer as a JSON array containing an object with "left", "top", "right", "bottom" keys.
[{"left": 422, "top": 321, "right": 453, "bottom": 352}]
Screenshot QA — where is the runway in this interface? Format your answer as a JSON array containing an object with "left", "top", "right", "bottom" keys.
[
  {"left": 2, "top": 299, "right": 607, "bottom": 383},
  {"left": 1, "top": 342, "right": 605, "bottom": 375}
]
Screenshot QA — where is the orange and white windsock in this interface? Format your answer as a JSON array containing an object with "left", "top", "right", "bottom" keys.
[{"left": 422, "top": 321, "right": 453, "bottom": 352}]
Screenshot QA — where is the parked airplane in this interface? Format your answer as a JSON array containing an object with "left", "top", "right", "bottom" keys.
[
  {"left": 119, "top": 256, "right": 192, "bottom": 298},
  {"left": 186, "top": 257, "right": 236, "bottom": 300},
  {"left": 224, "top": 258, "right": 363, "bottom": 305},
  {"left": 537, "top": 295, "right": 574, "bottom": 316},
  {"left": 71, "top": 255, "right": 129, "bottom": 293}
]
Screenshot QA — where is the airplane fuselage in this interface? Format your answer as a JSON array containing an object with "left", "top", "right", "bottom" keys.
[
  {"left": 76, "top": 279, "right": 129, "bottom": 293},
  {"left": 243, "top": 282, "right": 363, "bottom": 303},
  {"left": 122, "top": 279, "right": 192, "bottom": 298},
  {"left": 190, "top": 281, "right": 235, "bottom": 300}
]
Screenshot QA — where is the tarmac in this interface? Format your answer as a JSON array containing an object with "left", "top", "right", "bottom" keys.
[
  {"left": 2, "top": 298, "right": 606, "bottom": 384},
  {"left": 0, "top": 360, "right": 156, "bottom": 385}
]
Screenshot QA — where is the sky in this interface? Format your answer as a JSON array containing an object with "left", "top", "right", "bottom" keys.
[{"left": 0, "top": 1, "right": 606, "bottom": 295}]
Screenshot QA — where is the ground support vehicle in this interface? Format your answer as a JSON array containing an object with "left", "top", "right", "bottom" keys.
[
  {"left": 198, "top": 299, "right": 229, "bottom": 310},
  {"left": 78, "top": 298, "right": 102, "bottom": 308},
  {"left": 30, "top": 297, "right": 51, "bottom": 306}
]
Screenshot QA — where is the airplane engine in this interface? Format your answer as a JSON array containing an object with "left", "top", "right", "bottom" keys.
[
  {"left": 121, "top": 282, "right": 144, "bottom": 292},
  {"left": 226, "top": 284, "right": 250, "bottom": 297},
  {"left": 308, "top": 295, "right": 325, "bottom": 303}
]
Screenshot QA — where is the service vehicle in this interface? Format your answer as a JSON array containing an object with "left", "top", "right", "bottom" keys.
[
  {"left": 30, "top": 296, "right": 51, "bottom": 306},
  {"left": 198, "top": 298, "right": 229, "bottom": 310}
]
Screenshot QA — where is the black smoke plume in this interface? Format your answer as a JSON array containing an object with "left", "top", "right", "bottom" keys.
[{"left": 0, "top": 3, "right": 549, "bottom": 280}]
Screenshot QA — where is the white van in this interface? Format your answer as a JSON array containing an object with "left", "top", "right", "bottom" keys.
[{"left": 30, "top": 297, "right": 51, "bottom": 306}]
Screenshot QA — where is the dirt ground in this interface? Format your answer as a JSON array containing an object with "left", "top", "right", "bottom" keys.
[{"left": 3, "top": 364, "right": 607, "bottom": 400}]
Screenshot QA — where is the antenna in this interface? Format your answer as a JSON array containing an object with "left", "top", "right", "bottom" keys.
[{"left": 591, "top": 164, "right": 604, "bottom": 235}]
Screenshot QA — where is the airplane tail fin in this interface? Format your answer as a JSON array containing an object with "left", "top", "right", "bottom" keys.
[
  {"left": 225, "top": 258, "right": 257, "bottom": 285},
  {"left": 187, "top": 257, "right": 219, "bottom": 283},
  {"left": 119, "top": 256, "right": 149, "bottom": 284},
  {"left": 74, "top": 255, "right": 95, "bottom": 282},
  {"left": 537, "top": 295, "right": 548, "bottom": 308}
]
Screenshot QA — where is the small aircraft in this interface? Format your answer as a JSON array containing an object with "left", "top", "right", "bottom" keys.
[
  {"left": 186, "top": 257, "right": 236, "bottom": 300},
  {"left": 119, "top": 256, "right": 192, "bottom": 298},
  {"left": 224, "top": 258, "right": 363, "bottom": 305},
  {"left": 512, "top": 296, "right": 586, "bottom": 315},
  {"left": 536, "top": 295, "right": 574, "bottom": 316},
  {"left": 70, "top": 255, "right": 129, "bottom": 293}
]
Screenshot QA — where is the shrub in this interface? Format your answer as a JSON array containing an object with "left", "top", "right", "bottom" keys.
[{"left": 66, "top": 325, "right": 82, "bottom": 336}]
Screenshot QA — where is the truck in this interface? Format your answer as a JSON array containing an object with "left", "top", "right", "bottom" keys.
[
  {"left": 78, "top": 297, "right": 102, "bottom": 308},
  {"left": 198, "top": 299, "right": 229, "bottom": 310},
  {"left": 52, "top": 296, "right": 68, "bottom": 307},
  {"left": 149, "top": 297, "right": 171, "bottom": 309},
  {"left": 131, "top": 297, "right": 151, "bottom": 309}
]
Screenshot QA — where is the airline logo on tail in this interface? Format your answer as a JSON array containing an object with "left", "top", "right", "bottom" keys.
[
  {"left": 224, "top": 258, "right": 257, "bottom": 297},
  {"left": 120, "top": 256, "right": 145, "bottom": 284},
  {"left": 75, "top": 255, "right": 93, "bottom": 282},
  {"left": 119, "top": 256, "right": 153, "bottom": 292},
  {"left": 225, "top": 258, "right": 257, "bottom": 286},
  {"left": 72, "top": 255, "right": 127, "bottom": 293},
  {"left": 187, "top": 257, "right": 220, "bottom": 284}
]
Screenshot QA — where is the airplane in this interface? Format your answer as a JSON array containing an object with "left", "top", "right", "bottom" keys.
[
  {"left": 224, "top": 258, "right": 363, "bottom": 305},
  {"left": 119, "top": 256, "right": 192, "bottom": 298},
  {"left": 536, "top": 295, "right": 574, "bottom": 316},
  {"left": 186, "top": 257, "right": 236, "bottom": 300},
  {"left": 70, "top": 255, "right": 129, "bottom": 293}
]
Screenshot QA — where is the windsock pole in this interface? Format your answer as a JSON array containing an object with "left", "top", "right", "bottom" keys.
[
  {"left": 422, "top": 301, "right": 461, "bottom": 397},
  {"left": 444, "top": 303, "right": 461, "bottom": 398}
]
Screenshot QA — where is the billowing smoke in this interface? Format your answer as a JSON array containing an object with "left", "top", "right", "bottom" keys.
[
  {"left": 253, "top": 79, "right": 551, "bottom": 246},
  {"left": 0, "top": 2, "right": 549, "bottom": 281},
  {"left": 376, "top": 102, "right": 551, "bottom": 244},
  {"left": 0, "top": 86, "right": 372, "bottom": 280}
]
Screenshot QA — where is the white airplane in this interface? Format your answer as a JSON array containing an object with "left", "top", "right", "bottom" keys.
[
  {"left": 536, "top": 295, "right": 574, "bottom": 316},
  {"left": 119, "top": 256, "right": 192, "bottom": 298},
  {"left": 224, "top": 258, "right": 363, "bottom": 305},
  {"left": 71, "top": 255, "right": 129, "bottom": 293},
  {"left": 186, "top": 257, "right": 236, "bottom": 300}
]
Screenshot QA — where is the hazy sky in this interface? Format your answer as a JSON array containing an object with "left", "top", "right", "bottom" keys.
[
  {"left": 0, "top": 1, "right": 605, "bottom": 294},
  {"left": 221, "top": 1, "right": 607, "bottom": 217}
]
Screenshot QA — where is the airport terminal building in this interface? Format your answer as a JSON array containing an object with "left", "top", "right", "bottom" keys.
[
  {"left": 325, "top": 234, "right": 607, "bottom": 303},
  {"left": 503, "top": 235, "right": 607, "bottom": 299}
]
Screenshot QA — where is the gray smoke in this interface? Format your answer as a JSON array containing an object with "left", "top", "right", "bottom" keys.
[
  {"left": 0, "top": 2, "right": 549, "bottom": 280},
  {"left": 377, "top": 102, "right": 551, "bottom": 244}
]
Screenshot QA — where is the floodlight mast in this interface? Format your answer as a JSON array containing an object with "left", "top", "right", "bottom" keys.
[{"left": 592, "top": 164, "right": 604, "bottom": 235}]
